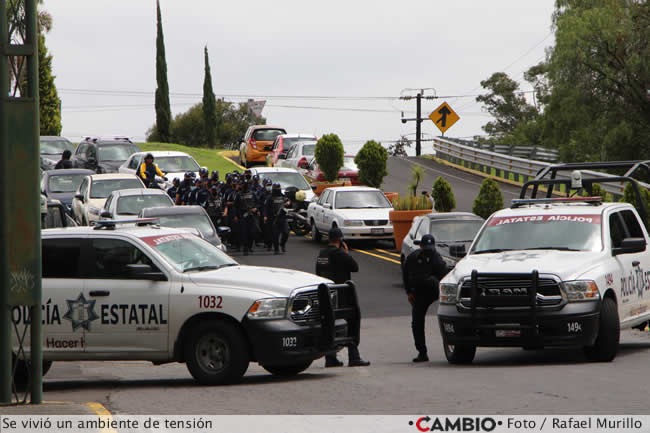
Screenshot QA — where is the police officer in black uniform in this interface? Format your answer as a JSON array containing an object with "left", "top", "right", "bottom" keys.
[
  {"left": 205, "top": 185, "right": 223, "bottom": 228},
  {"left": 240, "top": 181, "right": 260, "bottom": 256},
  {"left": 195, "top": 177, "right": 211, "bottom": 208},
  {"left": 54, "top": 149, "right": 73, "bottom": 169},
  {"left": 175, "top": 172, "right": 194, "bottom": 205},
  {"left": 316, "top": 227, "right": 370, "bottom": 367},
  {"left": 264, "top": 183, "right": 290, "bottom": 254},
  {"left": 403, "top": 234, "right": 448, "bottom": 362},
  {"left": 167, "top": 178, "right": 180, "bottom": 200},
  {"left": 227, "top": 179, "right": 242, "bottom": 252}
]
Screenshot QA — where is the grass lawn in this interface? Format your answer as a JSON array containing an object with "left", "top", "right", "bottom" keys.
[{"left": 139, "top": 142, "right": 241, "bottom": 174}]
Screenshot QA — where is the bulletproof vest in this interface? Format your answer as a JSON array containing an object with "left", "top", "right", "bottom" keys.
[
  {"left": 271, "top": 195, "right": 285, "bottom": 215},
  {"left": 316, "top": 247, "right": 334, "bottom": 280},
  {"left": 143, "top": 163, "right": 157, "bottom": 181},
  {"left": 206, "top": 197, "right": 221, "bottom": 217},
  {"left": 408, "top": 249, "right": 437, "bottom": 286},
  {"left": 242, "top": 191, "right": 256, "bottom": 211},
  {"left": 196, "top": 189, "right": 210, "bottom": 207}
]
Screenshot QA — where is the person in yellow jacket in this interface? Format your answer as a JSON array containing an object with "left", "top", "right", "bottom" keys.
[{"left": 139, "top": 153, "right": 166, "bottom": 188}]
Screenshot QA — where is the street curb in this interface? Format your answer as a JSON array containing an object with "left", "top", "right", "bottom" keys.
[
  {"left": 0, "top": 401, "right": 100, "bottom": 415},
  {"left": 219, "top": 151, "right": 244, "bottom": 170}
]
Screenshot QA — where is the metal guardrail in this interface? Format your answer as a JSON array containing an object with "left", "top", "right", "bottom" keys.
[
  {"left": 432, "top": 137, "right": 650, "bottom": 197},
  {"left": 444, "top": 138, "right": 560, "bottom": 163}
]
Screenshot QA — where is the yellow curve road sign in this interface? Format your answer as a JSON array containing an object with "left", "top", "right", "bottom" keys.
[{"left": 430, "top": 102, "right": 460, "bottom": 134}]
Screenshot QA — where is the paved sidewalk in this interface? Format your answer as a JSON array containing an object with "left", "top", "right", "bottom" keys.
[{"left": 0, "top": 401, "right": 101, "bottom": 415}]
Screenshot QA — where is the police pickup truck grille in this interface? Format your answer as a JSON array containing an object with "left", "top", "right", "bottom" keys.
[
  {"left": 364, "top": 219, "right": 388, "bottom": 226},
  {"left": 459, "top": 277, "right": 563, "bottom": 308},
  {"left": 290, "top": 289, "right": 339, "bottom": 324}
]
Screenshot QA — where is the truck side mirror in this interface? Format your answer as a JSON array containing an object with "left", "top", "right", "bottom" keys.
[{"left": 612, "top": 237, "right": 646, "bottom": 255}]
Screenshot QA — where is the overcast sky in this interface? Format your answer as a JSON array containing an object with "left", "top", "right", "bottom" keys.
[{"left": 43, "top": 0, "right": 556, "bottom": 152}]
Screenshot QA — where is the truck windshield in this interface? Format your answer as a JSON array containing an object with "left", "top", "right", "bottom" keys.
[
  {"left": 142, "top": 233, "right": 236, "bottom": 272},
  {"left": 471, "top": 214, "right": 603, "bottom": 253}
]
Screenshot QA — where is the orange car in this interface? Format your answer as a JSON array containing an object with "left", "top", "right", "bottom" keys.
[{"left": 239, "top": 125, "right": 287, "bottom": 168}]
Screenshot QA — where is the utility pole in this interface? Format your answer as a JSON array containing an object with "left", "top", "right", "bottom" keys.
[
  {"left": 1, "top": 0, "right": 42, "bottom": 404},
  {"left": 400, "top": 88, "right": 436, "bottom": 157}
]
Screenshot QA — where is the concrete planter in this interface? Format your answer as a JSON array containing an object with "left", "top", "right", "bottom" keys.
[{"left": 389, "top": 209, "right": 431, "bottom": 251}]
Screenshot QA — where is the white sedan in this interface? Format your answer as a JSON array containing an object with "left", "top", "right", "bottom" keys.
[
  {"left": 307, "top": 186, "right": 393, "bottom": 241},
  {"left": 119, "top": 151, "right": 204, "bottom": 189},
  {"left": 100, "top": 188, "right": 174, "bottom": 222},
  {"left": 72, "top": 173, "right": 145, "bottom": 225}
]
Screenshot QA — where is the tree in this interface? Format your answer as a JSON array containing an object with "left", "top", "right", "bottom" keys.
[
  {"left": 476, "top": 72, "right": 538, "bottom": 137},
  {"left": 408, "top": 164, "right": 424, "bottom": 196},
  {"left": 202, "top": 46, "right": 217, "bottom": 148},
  {"left": 38, "top": 34, "right": 60, "bottom": 135},
  {"left": 432, "top": 177, "right": 456, "bottom": 212},
  {"left": 354, "top": 140, "right": 388, "bottom": 188},
  {"left": 472, "top": 178, "right": 504, "bottom": 219},
  {"left": 154, "top": 0, "right": 172, "bottom": 143},
  {"left": 387, "top": 135, "right": 411, "bottom": 157},
  {"left": 314, "top": 134, "right": 344, "bottom": 183}
]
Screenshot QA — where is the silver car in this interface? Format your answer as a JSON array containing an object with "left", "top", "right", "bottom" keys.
[
  {"left": 400, "top": 212, "right": 484, "bottom": 285},
  {"left": 100, "top": 188, "right": 174, "bottom": 221},
  {"left": 277, "top": 141, "right": 317, "bottom": 170}
]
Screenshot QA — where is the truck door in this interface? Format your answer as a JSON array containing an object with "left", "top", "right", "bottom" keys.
[{"left": 84, "top": 237, "right": 170, "bottom": 354}]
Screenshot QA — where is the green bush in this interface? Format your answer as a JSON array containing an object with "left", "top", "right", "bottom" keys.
[
  {"left": 581, "top": 183, "right": 613, "bottom": 202},
  {"left": 314, "top": 133, "right": 344, "bottom": 182},
  {"left": 472, "top": 178, "right": 504, "bottom": 219},
  {"left": 432, "top": 176, "right": 456, "bottom": 212},
  {"left": 619, "top": 182, "right": 650, "bottom": 228},
  {"left": 392, "top": 195, "right": 433, "bottom": 211},
  {"left": 355, "top": 140, "right": 388, "bottom": 188}
]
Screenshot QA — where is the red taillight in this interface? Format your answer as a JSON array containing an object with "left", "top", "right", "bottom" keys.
[
  {"left": 298, "top": 157, "right": 308, "bottom": 169},
  {"left": 250, "top": 138, "right": 257, "bottom": 149}
]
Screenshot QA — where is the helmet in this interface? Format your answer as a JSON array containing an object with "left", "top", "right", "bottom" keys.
[
  {"left": 184, "top": 171, "right": 193, "bottom": 178},
  {"left": 263, "top": 178, "right": 272, "bottom": 186},
  {"left": 145, "top": 153, "right": 154, "bottom": 160},
  {"left": 295, "top": 190, "right": 306, "bottom": 202},
  {"left": 199, "top": 167, "right": 209, "bottom": 177},
  {"left": 252, "top": 175, "right": 260, "bottom": 182},
  {"left": 211, "top": 170, "right": 219, "bottom": 180},
  {"left": 272, "top": 182, "right": 281, "bottom": 189}
]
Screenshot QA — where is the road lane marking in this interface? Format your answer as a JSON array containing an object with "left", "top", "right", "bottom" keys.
[
  {"left": 375, "top": 248, "right": 400, "bottom": 258},
  {"left": 88, "top": 402, "right": 117, "bottom": 433},
  {"left": 352, "top": 248, "right": 400, "bottom": 264}
]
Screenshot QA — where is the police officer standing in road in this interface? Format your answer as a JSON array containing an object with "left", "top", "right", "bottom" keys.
[
  {"left": 316, "top": 227, "right": 370, "bottom": 367},
  {"left": 264, "top": 183, "right": 290, "bottom": 254},
  {"left": 240, "top": 181, "right": 261, "bottom": 256},
  {"left": 404, "top": 234, "right": 448, "bottom": 362},
  {"left": 175, "top": 172, "right": 194, "bottom": 205}
]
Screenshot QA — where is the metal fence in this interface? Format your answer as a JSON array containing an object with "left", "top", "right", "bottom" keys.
[
  {"left": 432, "top": 137, "right": 650, "bottom": 198},
  {"left": 444, "top": 138, "right": 560, "bottom": 163}
]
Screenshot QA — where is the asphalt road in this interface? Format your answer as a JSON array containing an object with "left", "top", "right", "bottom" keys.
[{"left": 14, "top": 156, "right": 650, "bottom": 415}]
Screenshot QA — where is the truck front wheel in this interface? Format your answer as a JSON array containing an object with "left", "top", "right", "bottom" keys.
[
  {"left": 261, "top": 361, "right": 313, "bottom": 377},
  {"left": 185, "top": 321, "right": 249, "bottom": 385},
  {"left": 584, "top": 297, "right": 619, "bottom": 362}
]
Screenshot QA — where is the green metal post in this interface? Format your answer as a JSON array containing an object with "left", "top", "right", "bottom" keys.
[
  {"left": 0, "top": 0, "right": 12, "bottom": 405},
  {"left": 25, "top": 0, "right": 42, "bottom": 404}
]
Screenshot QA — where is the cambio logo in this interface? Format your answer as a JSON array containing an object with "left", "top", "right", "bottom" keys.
[{"left": 409, "top": 417, "right": 498, "bottom": 432}]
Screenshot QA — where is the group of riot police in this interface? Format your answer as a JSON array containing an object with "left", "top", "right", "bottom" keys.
[{"left": 158, "top": 165, "right": 291, "bottom": 255}]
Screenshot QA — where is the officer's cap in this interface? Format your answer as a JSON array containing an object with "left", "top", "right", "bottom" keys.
[{"left": 420, "top": 234, "right": 435, "bottom": 250}]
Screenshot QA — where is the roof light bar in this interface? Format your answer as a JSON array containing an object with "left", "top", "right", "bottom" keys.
[
  {"left": 93, "top": 218, "right": 159, "bottom": 230},
  {"left": 512, "top": 197, "right": 602, "bottom": 208}
]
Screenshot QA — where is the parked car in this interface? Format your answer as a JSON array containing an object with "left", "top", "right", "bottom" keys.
[
  {"left": 277, "top": 141, "right": 318, "bottom": 170},
  {"left": 249, "top": 166, "right": 316, "bottom": 202},
  {"left": 71, "top": 136, "right": 141, "bottom": 173},
  {"left": 41, "top": 195, "right": 77, "bottom": 228},
  {"left": 139, "top": 206, "right": 227, "bottom": 252},
  {"left": 400, "top": 212, "right": 485, "bottom": 285},
  {"left": 40, "top": 168, "right": 95, "bottom": 215},
  {"left": 304, "top": 155, "right": 360, "bottom": 185},
  {"left": 307, "top": 186, "right": 393, "bottom": 241},
  {"left": 100, "top": 188, "right": 174, "bottom": 222},
  {"left": 40, "top": 136, "right": 76, "bottom": 170},
  {"left": 266, "top": 134, "right": 317, "bottom": 167},
  {"left": 239, "top": 125, "right": 287, "bottom": 168},
  {"left": 120, "top": 151, "right": 203, "bottom": 189},
  {"left": 72, "top": 173, "right": 145, "bottom": 225}
]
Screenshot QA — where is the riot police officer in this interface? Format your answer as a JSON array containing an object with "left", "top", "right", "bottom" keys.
[
  {"left": 195, "top": 177, "right": 211, "bottom": 208},
  {"left": 403, "top": 234, "right": 448, "bottom": 362},
  {"left": 167, "top": 178, "right": 180, "bottom": 200},
  {"left": 264, "top": 183, "right": 290, "bottom": 254},
  {"left": 239, "top": 182, "right": 261, "bottom": 255},
  {"left": 316, "top": 227, "right": 370, "bottom": 367},
  {"left": 227, "top": 179, "right": 242, "bottom": 252},
  {"left": 205, "top": 185, "right": 223, "bottom": 228},
  {"left": 175, "top": 172, "right": 194, "bottom": 205}
]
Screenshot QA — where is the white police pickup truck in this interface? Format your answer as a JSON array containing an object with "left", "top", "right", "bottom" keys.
[
  {"left": 13, "top": 220, "right": 359, "bottom": 385},
  {"left": 438, "top": 197, "right": 650, "bottom": 364}
]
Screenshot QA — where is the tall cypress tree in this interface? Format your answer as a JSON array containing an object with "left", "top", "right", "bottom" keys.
[
  {"left": 38, "top": 34, "right": 61, "bottom": 135},
  {"left": 202, "top": 46, "right": 217, "bottom": 148},
  {"left": 155, "top": 0, "right": 171, "bottom": 143}
]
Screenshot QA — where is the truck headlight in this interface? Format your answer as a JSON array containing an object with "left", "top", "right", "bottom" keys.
[
  {"left": 344, "top": 220, "right": 363, "bottom": 227},
  {"left": 440, "top": 283, "right": 459, "bottom": 304},
  {"left": 562, "top": 280, "right": 600, "bottom": 301},
  {"left": 247, "top": 298, "right": 288, "bottom": 319}
]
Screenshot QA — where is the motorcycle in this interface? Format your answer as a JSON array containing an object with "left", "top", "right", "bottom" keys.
[{"left": 284, "top": 187, "right": 311, "bottom": 236}]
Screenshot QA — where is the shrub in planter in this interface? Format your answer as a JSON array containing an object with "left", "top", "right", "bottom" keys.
[
  {"left": 580, "top": 183, "right": 613, "bottom": 202},
  {"left": 619, "top": 182, "right": 650, "bottom": 228},
  {"left": 355, "top": 140, "right": 388, "bottom": 188},
  {"left": 432, "top": 176, "right": 456, "bottom": 212},
  {"left": 472, "top": 178, "right": 504, "bottom": 219},
  {"left": 314, "top": 133, "right": 344, "bottom": 182}
]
